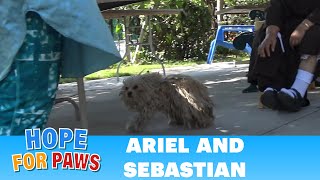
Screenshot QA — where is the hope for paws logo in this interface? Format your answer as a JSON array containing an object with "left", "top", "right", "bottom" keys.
[{"left": 11, "top": 128, "right": 101, "bottom": 172}]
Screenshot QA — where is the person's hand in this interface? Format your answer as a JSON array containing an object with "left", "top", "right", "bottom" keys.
[
  {"left": 290, "top": 19, "right": 314, "bottom": 48},
  {"left": 258, "top": 33, "right": 277, "bottom": 58},
  {"left": 289, "top": 25, "right": 306, "bottom": 48},
  {"left": 258, "top": 25, "right": 280, "bottom": 58}
]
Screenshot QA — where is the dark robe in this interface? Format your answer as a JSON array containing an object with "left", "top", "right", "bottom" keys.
[
  {"left": 247, "top": 30, "right": 260, "bottom": 86},
  {"left": 253, "top": 0, "right": 320, "bottom": 91}
]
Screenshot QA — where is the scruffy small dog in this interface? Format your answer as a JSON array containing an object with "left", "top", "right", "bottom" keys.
[{"left": 119, "top": 73, "right": 214, "bottom": 132}]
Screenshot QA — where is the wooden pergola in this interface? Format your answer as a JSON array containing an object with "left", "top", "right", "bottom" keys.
[
  {"left": 100, "top": 6, "right": 183, "bottom": 82},
  {"left": 57, "top": 0, "right": 149, "bottom": 129},
  {"left": 97, "top": 0, "right": 182, "bottom": 65},
  {"left": 101, "top": 9, "right": 183, "bottom": 19},
  {"left": 60, "top": 1, "right": 269, "bottom": 130},
  {"left": 215, "top": 0, "right": 268, "bottom": 21},
  {"left": 97, "top": 0, "right": 146, "bottom": 10},
  {"left": 215, "top": 4, "right": 267, "bottom": 15},
  {"left": 59, "top": 0, "right": 182, "bottom": 129}
]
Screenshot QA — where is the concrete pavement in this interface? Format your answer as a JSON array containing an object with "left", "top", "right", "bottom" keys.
[{"left": 47, "top": 62, "right": 320, "bottom": 135}]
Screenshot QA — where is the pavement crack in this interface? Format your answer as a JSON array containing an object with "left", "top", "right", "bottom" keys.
[{"left": 261, "top": 107, "right": 320, "bottom": 135}]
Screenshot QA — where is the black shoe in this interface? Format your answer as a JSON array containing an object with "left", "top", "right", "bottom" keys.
[
  {"left": 301, "top": 98, "right": 310, "bottom": 107},
  {"left": 301, "top": 92, "right": 310, "bottom": 107},
  {"left": 260, "top": 89, "right": 280, "bottom": 110},
  {"left": 242, "top": 84, "right": 259, "bottom": 93},
  {"left": 277, "top": 89, "right": 304, "bottom": 112}
]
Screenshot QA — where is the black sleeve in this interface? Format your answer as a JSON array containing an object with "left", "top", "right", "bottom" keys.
[
  {"left": 307, "top": 8, "right": 320, "bottom": 24},
  {"left": 265, "top": 0, "right": 285, "bottom": 29}
]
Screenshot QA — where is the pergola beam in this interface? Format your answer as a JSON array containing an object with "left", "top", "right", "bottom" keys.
[
  {"left": 97, "top": 0, "right": 147, "bottom": 11},
  {"left": 101, "top": 9, "right": 183, "bottom": 19}
]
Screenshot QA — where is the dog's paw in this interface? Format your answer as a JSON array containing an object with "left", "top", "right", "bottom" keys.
[
  {"left": 168, "top": 119, "right": 177, "bottom": 126},
  {"left": 126, "top": 121, "right": 142, "bottom": 133},
  {"left": 168, "top": 119, "right": 184, "bottom": 126}
]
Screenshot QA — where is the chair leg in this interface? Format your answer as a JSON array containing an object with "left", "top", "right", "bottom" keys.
[
  {"left": 116, "top": 60, "right": 124, "bottom": 82},
  {"left": 77, "top": 78, "right": 88, "bottom": 129},
  {"left": 54, "top": 78, "right": 88, "bottom": 128},
  {"left": 55, "top": 97, "right": 80, "bottom": 121},
  {"left": 258, "top": 92, "right": 265, "bottom": 109},
  {"left": 207, "top": 40, "right": 217, "bottom": 64}
]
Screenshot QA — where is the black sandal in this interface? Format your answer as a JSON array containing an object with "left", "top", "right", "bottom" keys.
[
  {"left": 242, "top": 84, "right": 259, "bottom": 93},
  {"left": 277, "top": 89, "right": 304, "bottom": 112},
  {"left": 301, "top": 93, "right": 310, "bottom": 107},
  {"left": 260, "top": 89, "right": 280, "bottom": 110}
]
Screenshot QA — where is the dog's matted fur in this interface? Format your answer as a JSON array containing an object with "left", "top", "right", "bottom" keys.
[{"left": 120, "top": 73, "right": 215, "bottom": 132}]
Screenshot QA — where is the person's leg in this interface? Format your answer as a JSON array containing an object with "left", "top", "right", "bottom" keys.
[
  {"left": 243, "top": 30, "right": 259, "bottom": 93},
  {"left": 242, "top": 83, "right": 258, "bottom": 93},
  {"left": 242, "top": 50, "right": 258, "bottom": 93},
  {"left": 256, "top": 31, "right": 300, "bottom": 110},
  {"left": 281, "top": 55, "right": 317, "bottom": 97},
  {"left": 316, "top": 77, "right": 320, "bottom": 86},
  {"left": 0, "top": 65, "right": 19, "bottom": 135},
  {"left": 314, "top": 60, "right": 320, "bottom": 86},
  {"left": 276, "top": 24, "right": 320, "bottom": 111},
  {"left": 277, "top": 55, "right": 317, "bottom": 111},
  {"left": 0, "top": 12, "right": 62, "bottom": 135}
]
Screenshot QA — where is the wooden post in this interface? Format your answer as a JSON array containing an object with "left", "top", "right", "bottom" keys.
[
  {"left": 132, "top": 16, "right": 146, "bottom": 63},
  {"left": 124, "top": 16, "right": 131, "bottom": 63},
  {"left": 147, "top": 15, "right": 166, "bottom": 77},
  {"left": 217, "top": 0, "right": 225, "bottom": 23}
]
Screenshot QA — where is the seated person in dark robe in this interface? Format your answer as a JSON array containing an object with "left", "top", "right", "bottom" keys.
[
  {"left": 254, "top": 0, "right": 320, "bottom": 112},
  {"left": 242, "top": 27, "right": 261, "bottom": 93},
  {"left": 242, "top": 11, "right": 265, "bottom": 94}
]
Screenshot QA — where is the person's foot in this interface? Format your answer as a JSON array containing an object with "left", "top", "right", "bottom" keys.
[
  {"left": 242, "top": 84, "right": 259, "bottom": 93},
  {"left": 260, "top": 89, "right": 280, "bottom": 110},
  {"left": 277, "top": 88, "right": 305, "bottom": 112},
  {"left": 301, "top": 98, "right": 310, "bottom": 107}
]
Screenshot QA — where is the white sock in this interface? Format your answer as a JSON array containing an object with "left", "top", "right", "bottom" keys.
[
  {"left": 264, "top": 87, "right": 274, "bottom": 92},
  {"left": 280, "top": 88, "right": 296, "bottom": 97},
  {"left": 281, "top": 69, "right": 314, "bottom": 97}
]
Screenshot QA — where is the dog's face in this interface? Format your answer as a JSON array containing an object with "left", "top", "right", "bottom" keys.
[
  {"left": 120, "top": 77, "right": 144, "bottom": 100},
  {"left": 119, "top": 76, "right": 148, "bottom": 110},
  {"left": 119, "top": 73, "right": 164, "bottom": 110}
]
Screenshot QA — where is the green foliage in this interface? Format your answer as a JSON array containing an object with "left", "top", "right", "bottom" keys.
[
  {"left": 116, "top": 0, "right": 269, "bottom": 62},
  {"left": 149, "top": 1, "right": 213, "bottom": 61}
]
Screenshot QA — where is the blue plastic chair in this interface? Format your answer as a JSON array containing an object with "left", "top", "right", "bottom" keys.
[{"left": 207, "top": 25, "right": 255, "bottom": 64}]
